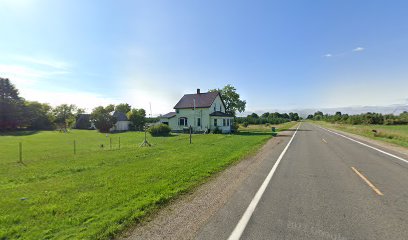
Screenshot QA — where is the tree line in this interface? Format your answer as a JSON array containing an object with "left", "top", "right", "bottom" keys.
[
  {"left": 0, "top": 78, "right": 148, "bottom": 132},
  {"left": 306, "top": 111, "right": 408, "bottom": 125},
  {"left": 236, "top": 112, "right": 301, "bottom": 126}
]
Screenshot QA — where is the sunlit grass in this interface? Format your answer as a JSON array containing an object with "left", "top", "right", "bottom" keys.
[
  {"left": 0, "top": 126, "right": 287, "bottom": 239},
  {"left": 313, "top": 121, "right": 408, "bottom": 148}
]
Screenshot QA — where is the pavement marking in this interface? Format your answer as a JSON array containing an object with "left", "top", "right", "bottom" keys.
[
  {"left": 317, "top": 125, "right": 408, "bottom": 165},
  {"left": 351, "top": 167, "right": 384, "bottom": 196},
  {"left": 322, "top": 138, "right": 327, "bottom": 144},
  {"left": 227, "top": 123, "right": 301, "bottom": 240}
]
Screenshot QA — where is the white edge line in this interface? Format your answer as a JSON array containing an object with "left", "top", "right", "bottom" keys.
[
  {"left": 316, "top": 125, "right": 408, "bottom": 164},
  {"left": 227, "top": 123, "right": 301, "bottom": 240}
]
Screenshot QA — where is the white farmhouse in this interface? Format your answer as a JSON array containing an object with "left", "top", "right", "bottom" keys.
[
  {"left": 110, "top": 111, "right": 131, "bottom": 131},
  {"left": 160, "top": 89, "right": 234, "bottom": 133}
]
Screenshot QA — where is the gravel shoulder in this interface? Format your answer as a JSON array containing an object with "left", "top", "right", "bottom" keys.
[{"left": 117, "top": 131, "right": 290, "bottom": 240}]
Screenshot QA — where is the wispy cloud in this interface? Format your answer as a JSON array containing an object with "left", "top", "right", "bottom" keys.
[
  {"left": 0, "top": 64, "right": 69, "bottom": 86},
  {"left": 323, "top": 47, "right": 365, "bottom": 58},
  {"left": 20, "top": 88, "right": 121, "bottom": 111},
  {"left": 13, "top": 55, "right": 70, "bottom": 70},
  {"left": 352, "top": 47, "right": 365, "bottom": 52}
]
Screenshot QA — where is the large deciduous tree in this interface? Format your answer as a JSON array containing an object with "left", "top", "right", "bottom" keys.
[
  {"left": 0, "top": 78, "right": 24, "bottom": 130},
  {"left": 127, "top": 108, "right": 146, "bottom": 131},
  {"left": 114, "top": 103, "right": 131, "bottom": 114},
  {"left": 24, "top": 101, "right": 55, "bottom": 130},
  {"left": 209, "top": 84, "right": 246, "bottom": 116},
  {"left": 52, "top": 104, "right": 79, "bottom": 130},
  {"left": 90, "top": 106, "right": 117, "bottom": 133}
]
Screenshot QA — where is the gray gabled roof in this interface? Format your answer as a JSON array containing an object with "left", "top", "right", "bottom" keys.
[
  {"left": 113, "top": 111, "right": 128, "bottom": 121},
  {"left": 161, "top": 112, "right": 176, "bottom": 118},
  {"left": 174, "top": 91, "right": 221, "bottom": 109}
]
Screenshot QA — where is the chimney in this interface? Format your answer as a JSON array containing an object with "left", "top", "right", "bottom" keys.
[{"left": 197, "top": 88, "right": 201, "bottom": 94}]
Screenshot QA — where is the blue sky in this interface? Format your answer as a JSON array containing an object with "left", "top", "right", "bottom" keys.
[{"left": 1, "top": 0, "right": 408, "bottom": 115}]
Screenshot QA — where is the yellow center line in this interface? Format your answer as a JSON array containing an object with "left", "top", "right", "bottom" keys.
[{"left": 351, "top": 167, "right": 384, "bottom": 196}]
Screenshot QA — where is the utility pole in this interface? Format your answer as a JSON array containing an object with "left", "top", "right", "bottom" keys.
[{"left": 193, "top": 98, "right": 196, "bottom": 133}]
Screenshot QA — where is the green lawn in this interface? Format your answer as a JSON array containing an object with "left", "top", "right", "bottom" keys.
[
  {"left": 312, "top": 121, "right": 408, "bottom": 148},
  {"left": 0, "top": 124, "right": 294, "bottom": 239}
]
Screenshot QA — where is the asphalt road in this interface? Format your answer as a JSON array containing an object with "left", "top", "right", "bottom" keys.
[{"left": 196, "top": 122, "right": 408, "bottom": 240}]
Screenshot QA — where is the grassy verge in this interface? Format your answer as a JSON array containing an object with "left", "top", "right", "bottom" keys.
[
  {"left": 311, "top": 121, "right": 408, "bottom": 148},
  {"left": 0, "top": 125, "right": 288, "bottom": 239}
]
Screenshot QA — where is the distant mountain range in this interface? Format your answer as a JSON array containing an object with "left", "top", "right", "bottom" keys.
[{"left": 242, "top": 104, "right": 408, "bottom": 118}]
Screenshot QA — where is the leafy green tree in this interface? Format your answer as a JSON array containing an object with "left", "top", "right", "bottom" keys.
[
  {"left": 127, "top": 108, "right": 146, "bottom": 131},
  {"left": 90, "top": 106, "right": 117, "bottom": 133},
  {"left": 52, "top": 104, "right": 79, "bottom": 130},
  {"left": 24, "top": 101, "right": 55, "bottom": 130},
  {"left": 261, "top": 112, "right": 270, "bottom": 118},
  {"left": 115, "top": 103, "right": 131, "bottom": 114},
  {"left": 209, "top": 84, "right": 246, "bottom": 115},
  {"left": 0, "top": 78, "right": 24, "bottom": 130}
]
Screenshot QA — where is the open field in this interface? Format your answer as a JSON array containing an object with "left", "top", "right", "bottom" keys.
[
  {"left": 0, "top": 123, "right": 296, "bottom": 239},
  {"left": 238, "top": 121, "right": 297, "bottom": 133},
  {"left": 312, "top": 121, "right": 408, "bottom": 148}
]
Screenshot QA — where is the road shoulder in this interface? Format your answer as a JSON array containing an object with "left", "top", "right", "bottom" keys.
[
  {"left": 313, "top": 123, "right": 408, "bottom": 158},
  {"left": 117, "top": 130, "right": 294, "bottom": 240}
]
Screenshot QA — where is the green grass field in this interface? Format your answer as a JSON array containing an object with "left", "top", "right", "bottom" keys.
[
  {"left": 238, "top": 121, "right": 296, "bottom": 133},
  {"left": 312, "top": 121, "right": 408, "bottom": 148},
  {"left": 0, "top": 122, "right": 296, "bottom": 239}
]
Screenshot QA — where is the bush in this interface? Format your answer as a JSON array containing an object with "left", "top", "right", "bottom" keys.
[
  {"left": 231, "top": 122, "right": 239, "bottom": 133},
  {"left": 212, "top": 127, "right": 222, "bottom": 134},
  {"left": 148, "top": 124, "right": 171, "bottom": 136},
  {"left": 242, "top": 122, "right": 249, "bottom": 127}
]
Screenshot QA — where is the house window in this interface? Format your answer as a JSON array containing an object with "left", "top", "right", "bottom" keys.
[
  {"left": 223, "top": 119, "right": 226, "bottom": 126},
  {"left": 179, "top": 117, "right": 187, "bottom": 126},
  {"left": 176, "top": 109, "right": 179, "bottom": 113},
  {"left": 227, "top": 119, "right": 230, "bottom": 126},
  {"left": 220, "top": 106, "right": 222, "bottom": 111},
  {"left": 197, "top": 118, "right": 201, "bottom": 127},
  {"left": 214, "top": 119, "right": 217, "bottom": 126}
]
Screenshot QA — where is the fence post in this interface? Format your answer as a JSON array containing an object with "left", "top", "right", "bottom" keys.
[
  {"left": 74, "top": 140, "right": 76, "bottom": 154},
  {"left": 19, "top": 142, "right": 22, "bottom": 163},
  {"left": 119, "top": 137, "right": 121, "bottom": 149},
  {"left": 110, "top": 137, "right": 112, "bottom": 150},
  {"left": 189, "top": 126, "right": 192, "bottom": 144}
]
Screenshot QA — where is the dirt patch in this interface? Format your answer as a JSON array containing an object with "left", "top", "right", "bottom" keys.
[{"left": 118, "top": 133, "right": 287, "bottom": 240}]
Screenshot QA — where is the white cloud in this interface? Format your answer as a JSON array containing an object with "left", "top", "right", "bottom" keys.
[
  {"left": 324, "top": 54, "right": 332, "bottom": 57},
  {"left": 0, "top": 64, "right": 68, "bottom": 86},
  {"left": 13, "top": 55, "right": 70, "bottom": 70},
  {"left": 20, "top": 88, "right": 121, "bottom": 112},
  {"left": 352, "top": 47, "right": 364, "bottom": 52}
]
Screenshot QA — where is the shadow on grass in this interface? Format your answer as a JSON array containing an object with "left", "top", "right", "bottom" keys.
[
  {"left": 0, "top": 130, "right": 39, "bottom": 136},
  {"left": 284, "top": 129, "right": 312, "bottom": 132},
  {"left": 236, "top": 131, "right": 275, "bottom": 136}
]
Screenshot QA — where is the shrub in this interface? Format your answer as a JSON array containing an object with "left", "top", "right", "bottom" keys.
[
  {"left": 212, "top": 127, "right": 222, "bottom": 134},
  {"left": 242, "top": 122, "right": 249, "bottom": 127},
  {"left": 148, "top": 124, "right": 171, "bottom": 136},
  {"left": 231, "top": 122, "right": 239, "bottom": 133}
]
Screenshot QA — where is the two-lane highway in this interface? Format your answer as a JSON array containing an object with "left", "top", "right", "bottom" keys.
[{"left": 196, "top": 122, "right": 408, "bottom": 240}]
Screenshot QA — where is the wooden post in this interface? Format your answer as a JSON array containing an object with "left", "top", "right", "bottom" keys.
[
  {"left": 110, "top": 137, "right": 112, "bottom": 150},
  {"left": 74, "top": 140, "right": 76, "bottom": 154},
  {"left": 19, "top": 142, "right": 22, "bottom": 163},
  {"left": 119, "top": 137, "right": 121, "bottom": 149},
  {"left": 189, "top": 126, "right": 192, "bottom": 144}
]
